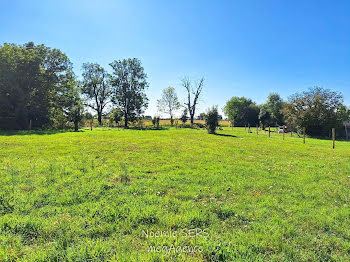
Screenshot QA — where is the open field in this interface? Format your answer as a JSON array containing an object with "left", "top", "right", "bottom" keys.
[
  {"left": 143, "top": 120, "right": 231, "bottom": 127},
  {"left": 0, "top": 128, "right": 349, "bottom": 261},
  {"left": 93, "top": 120, "right": 231, "bottom": 128}
]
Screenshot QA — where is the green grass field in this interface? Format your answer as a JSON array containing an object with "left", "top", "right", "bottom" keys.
[{"left": 0, "top": 127, "right": 349, "bottom": 261}]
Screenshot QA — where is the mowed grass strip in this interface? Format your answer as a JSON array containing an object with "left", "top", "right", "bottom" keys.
[{"left": 0, "top": 128, "right": 349, "bottom": 261}]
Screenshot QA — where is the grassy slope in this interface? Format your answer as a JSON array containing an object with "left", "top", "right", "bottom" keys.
[{"left": 0, "top": 128, "right": 349, "bottom": 261}]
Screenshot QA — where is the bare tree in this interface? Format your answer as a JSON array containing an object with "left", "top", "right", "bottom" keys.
[{"left": 182, "top": 77, "right": 204, "bottom": 126}]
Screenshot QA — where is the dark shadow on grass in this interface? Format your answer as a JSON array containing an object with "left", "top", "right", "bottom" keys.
[
  {"left": 0, "top": 129, "right": 84, "bottom": 136},
  {"left": 306, "top": 135, "right": 350, "bottom": 142},
  {"left": 214, "top": 133, "right": 237, "bottom": 138},
  {"left": 120, "top": 126, "right": 170, "bottom": 131}
]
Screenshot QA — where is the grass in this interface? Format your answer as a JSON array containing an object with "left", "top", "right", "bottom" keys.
[{"left": 0, "top": 127, "right": 349, "bottom": 261}]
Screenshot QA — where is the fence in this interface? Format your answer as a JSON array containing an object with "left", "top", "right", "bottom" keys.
[{"left": 244, "top": 125, "right": 339, "bottom": 149}]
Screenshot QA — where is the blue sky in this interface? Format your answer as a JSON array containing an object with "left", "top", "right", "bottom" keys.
[{"left": 1, "top": 0, "right": 350, "bottom": 117}]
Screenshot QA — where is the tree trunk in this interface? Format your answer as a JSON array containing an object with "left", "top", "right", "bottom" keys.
[
  {"left": 170, "top": 116, "right": 173, "bottom": 126},
  {"left": 97, "top": 112, "right": 102, "bottom": 125},
  {"left": 124, "top": 114, "right": 128, "bottom": 128},
  {"left": 74, "top": 121, "right": 79, "bottom": 132},
  {"left": 190, "top": 114, "right": 194, "bottom": 126}
]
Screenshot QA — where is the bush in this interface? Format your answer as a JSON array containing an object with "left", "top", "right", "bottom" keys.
[
  {"left": 204, "top": 106, "right": 219, "bottom": 134},
  {"left": 152, "top": 117, "right": 160, "bottom": 128}
]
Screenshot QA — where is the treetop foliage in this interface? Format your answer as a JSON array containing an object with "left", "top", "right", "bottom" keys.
[
  {"left": 283, "top": 87, "right": 349, "bottom": 136},
  {"left": 110, "top": 58, "right": 149, "bottom": 127},
  {"left": 0, "top": 42, "right": 79, "bottom": 129},
  {"left": 224, "top": 97, "right": 259, "bottom": 126}
]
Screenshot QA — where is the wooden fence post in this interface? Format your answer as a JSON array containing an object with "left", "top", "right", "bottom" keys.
[
  {"left": 303, "top": 127, "right": 306, "bottom": 144},
  {"left": 256, "top": 124, "right": 259, "bottom": 135},
  {"left": 268, "top": 126, "right": 271, "bottom": 137},
  {"left": 332, "top": 128, "right": 335, "bottom": 149}
]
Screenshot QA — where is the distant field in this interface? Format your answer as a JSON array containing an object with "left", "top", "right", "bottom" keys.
[
  {"left": 133, "top": 120, "right": 231, "bottom": 127},
  {"left": 0, "top": 128, "right": 349, "bottom": 261}
]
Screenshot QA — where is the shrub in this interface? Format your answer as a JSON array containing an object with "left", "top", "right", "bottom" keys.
[
  {"left": 180, "top": 109, "right": 187, "bottom": 125},
  {"left": 204, "top": 106, "right": 219, "bottom": 134},
  {"left": 152, "top": 117, "right": 160, "bottom": 128}
]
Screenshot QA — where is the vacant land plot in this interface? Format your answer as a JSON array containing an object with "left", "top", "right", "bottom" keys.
[{"left": 0, "top": 128, "right": 349, "bottom": 261}]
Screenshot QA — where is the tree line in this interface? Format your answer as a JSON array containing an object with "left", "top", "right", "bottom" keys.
[
  {"left": 224, "top": 88, "right": 350, "bottom": 136},
  {"left": 0, "top": 42, "right": 151, "bottom": 130},
  {"left": 0, "top": 42, "right": 205, "bottom": 131},
  {"left": 0, "top": 42, "right": 349, "bottom": 136}
]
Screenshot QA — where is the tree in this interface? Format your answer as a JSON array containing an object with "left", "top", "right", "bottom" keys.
[
  {"left": 258, "top": 106, "right": 272, "bottom": 129},
  {"left": 198, "top": 113, "right": 206, "bottom": 120},
  {"left": 224, "top": 97, "right": 259, "bottom": 126},
  {"left": 81, "top": 63, "right": 112, "bottom": 125},
  {"left": 0, "top": 42, "right": 75, "bottom": 129},
  {"left": 67, "top": 102, "right": 84, "bottom": 132},
  {"left": 182, "top": 77, "right": 204, "bottom": 126},
  {"left": 282, "top": 87, "right": 349, "bottom": 136},
  {"left": 111, "top": 108, "right": 123, "bottom": 127},
  {"left": 58, "top": 77, "right": 84, "bottom": 131},
  {"left": 204, "top": 106, "right": 219, "bottom": 134},
  {"left": 110, "top": 58, "right": 149, "bottom": 127},
  {"left": 157, "top": 87, "right": 180, "bottom": 126},
  {"left": 265, "top": 93, "right": 284, "bottom": 125},
  {"left": 180, "top": 109, "right": 188, "bottom": 125}
]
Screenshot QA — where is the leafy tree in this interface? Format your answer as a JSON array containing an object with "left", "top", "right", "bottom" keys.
[
  {"left": 180, "top": 109, "right": 188, "bottom": 125},
  {"left": 156, "top": 117, "right": 160, "bottom": 128},
  {"left": 110, "top": 58, "right": 149, "bottom": 127},
  {"left": 68, "top": 102, "right": 84, "bottom": 132},
  {"left": 81, "top": 63, "right": 112, "bottom": 125},
  {"left": 111, "top": 108, "right": 123, "bottom": 127},
  {"left": 282, "top": 87, "right": 349, "bottom": 136},
  {"left": 265, "top": 93, "right": 284, "bottom": 125},
  {"left": 182, "top": 77, "right": 204, "bottom": 126},
  {"left": 204, "top": 106, "right": 219, "bottom": 134},
  {"left": 258, "top": 106, "right": 272, "bottom": 129},
  {"left": 157, "top": 87, "right": 180, "bottom": 126},
  {"left": 57, "top": 77, "right": 84, "bottom": 131},
  {"left": 0, "top": 42, "right": 75, "bottom": 129},
  {"left": 224, "top": 97, "right": 259, "bottom": 126},
  {"left": 198, "top": 112, "right": 206, "bottom": 120}
]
